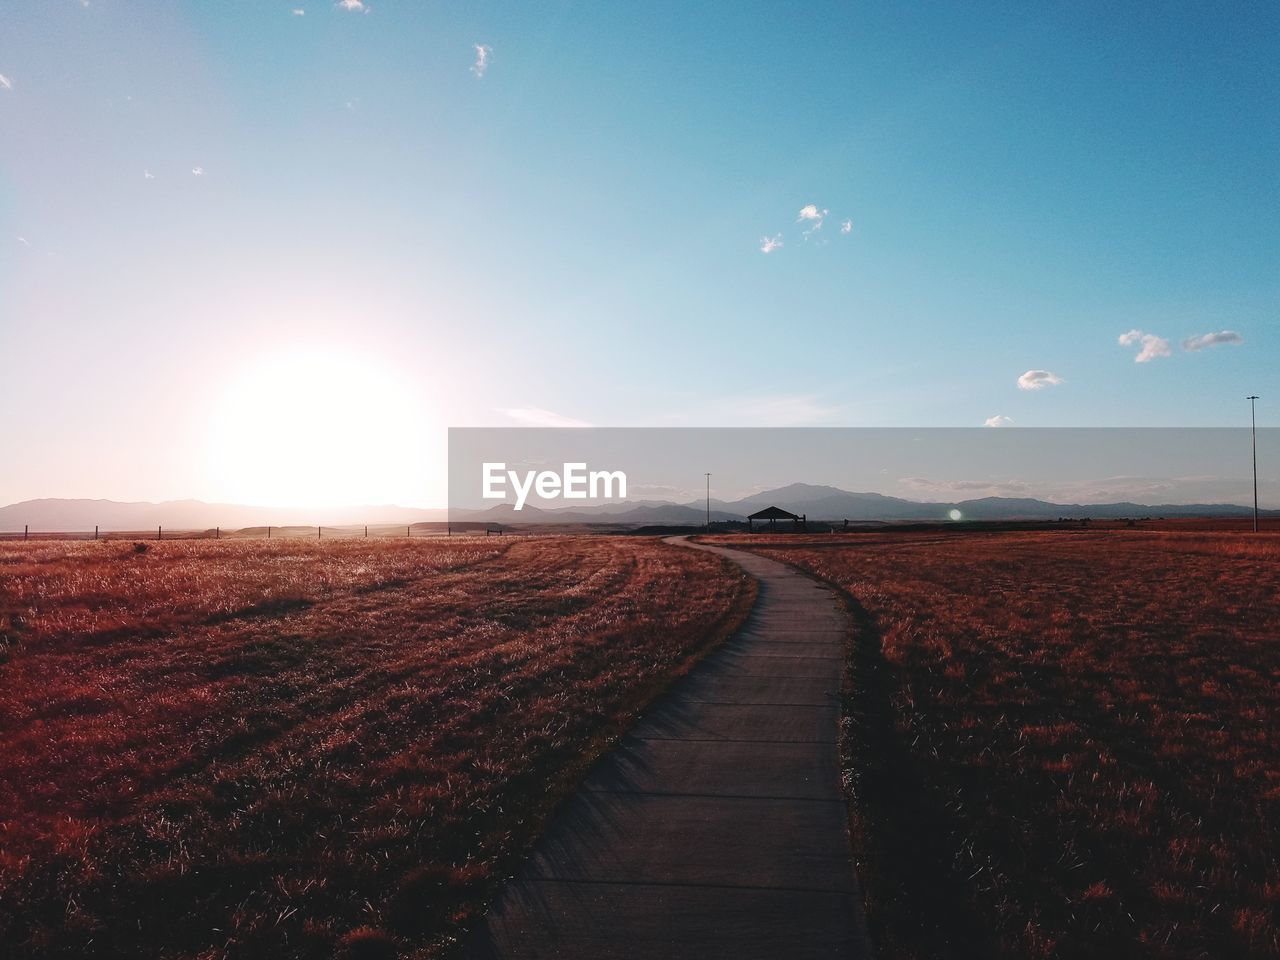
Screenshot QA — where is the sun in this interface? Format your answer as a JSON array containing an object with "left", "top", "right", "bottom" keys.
[{"left": 206, "top": 345, "right": 433, "bottom": 508}]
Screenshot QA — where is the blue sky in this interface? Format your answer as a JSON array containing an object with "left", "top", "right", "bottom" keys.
[{"left": 1, "top": 1, "right": 1276, "bottom": 506}]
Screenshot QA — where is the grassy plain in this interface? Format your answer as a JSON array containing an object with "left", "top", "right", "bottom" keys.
[
  {"left": 719, "top": 530, "right": 1279, "bottom": 960},
  {"left": 0, "top": 536, "right": 752, "bottom": 959}
]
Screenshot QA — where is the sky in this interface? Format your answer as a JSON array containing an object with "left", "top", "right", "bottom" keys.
[{"left": 1, "top": 1, "right": 1276, "bottom": 508}]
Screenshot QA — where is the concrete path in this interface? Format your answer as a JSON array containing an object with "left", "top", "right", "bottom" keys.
[{"left": 463, "top": 537, "right": 870, "bottom": 960}]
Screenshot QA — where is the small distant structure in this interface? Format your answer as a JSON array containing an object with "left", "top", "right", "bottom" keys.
[{"left": 747, "top": 505, "right": 805, "bottom": 532}]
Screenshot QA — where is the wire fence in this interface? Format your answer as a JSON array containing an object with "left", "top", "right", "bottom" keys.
[{"left": 0, "top": 522, "right": 511, "bottom": 542}]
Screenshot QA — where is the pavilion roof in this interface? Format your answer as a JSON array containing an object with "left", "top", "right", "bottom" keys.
[{"left": 747, "top": 505, "right": 801, "bottom": 521}]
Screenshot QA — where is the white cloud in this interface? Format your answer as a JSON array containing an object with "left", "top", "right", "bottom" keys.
[
  {"left": 839, "top": 219, "right": 852, "bottom": 234},
  {"left": 759, "top": 234, "right": 783, "bottom": 254},
  {"left": 1017, "top": 369, "right": 1063, "bottom": 390},
  {"left": 1183, "top": 330, "right": 1243, "bottom": 352},
  {"left": 900, "top": 476, "right": 1035, "bottom": 498},
  {"left": 292, "top": 7, "right": 306, "bottom": 15},
  {"left": 336, "top": 0, "right": 367, "bottom": 12},
  {"left": 0, "top": 74, "right": 12, "bottom": 91},
  {"left": 16, "top": 236, "right": 30, "bottom": 247},
  {"left": 191, "top": 166, "right": 205, "bottom": 176},
  {"left": 144, "top": 169, "right": 155, "bottom": 179},
  {"left": 1118, "top": 329, "right": 1171, "bottom": 363},
  {"left": 498, "top": 407, "right": 592, "bottom": 428},
  {"left": 1135, "top": 336, "right": 1171, "bottom": 363},
  {"left": 984, "top": 415, "right": 1013, "bottom": 427},
  {"left": 797, "top": 204, "right": 828, "bottom": 238},
  {"left": 471, "top": 44, "right": 492, "bottom": 77},
  {"left": 708, "top": 394, "right": 843, "bottom": 427}
]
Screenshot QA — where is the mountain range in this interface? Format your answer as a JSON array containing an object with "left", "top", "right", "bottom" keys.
[
  {"left": 461, "top": 482, "right": 1275, "bottom": 524},
  {"left": 3, "top": 483, "right": 1273, "bottom": 532}
]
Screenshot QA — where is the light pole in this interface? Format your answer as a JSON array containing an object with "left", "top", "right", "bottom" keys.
[
  {"left": 1248, "top": 396, "right": 1260, "bottom": 532},
  {"left": 704, "top": 473, "right": 711, "bottom": 532}
]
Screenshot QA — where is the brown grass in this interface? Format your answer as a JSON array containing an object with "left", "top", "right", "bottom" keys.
[
  {"left": 718, "top": 530, "right": 1280, "bottom": 960},
  {"left": 0, "top": 536, "right": 752, "bottom": 959}
]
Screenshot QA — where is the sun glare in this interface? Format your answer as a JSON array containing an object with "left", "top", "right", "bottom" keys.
[{"left": 207, "top": 346, "right": 432, "bottom": 508}]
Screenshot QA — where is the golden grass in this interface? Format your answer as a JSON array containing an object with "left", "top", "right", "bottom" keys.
[
  {"left": 0, "top": 536, "right": 752, "bottom": 959},
  {"left": 721, "top": 530, "right": 1280, "bottom": 960}
]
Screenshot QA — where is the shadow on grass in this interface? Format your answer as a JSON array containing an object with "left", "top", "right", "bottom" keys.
[{"left": 838, "top": 591, "right": 996, "bottom": 960}]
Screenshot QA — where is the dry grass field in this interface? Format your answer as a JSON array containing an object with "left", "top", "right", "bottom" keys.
[
  {"left": 720, "top": 530, "right": 1280, "bottom": 960},
  {"left": 0, "top": 537, "right": 753, "bottom": 959}
]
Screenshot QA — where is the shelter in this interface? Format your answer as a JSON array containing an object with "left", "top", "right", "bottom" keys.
[{"left": 747, "top": 505, "right": 805, "bottom": 532}]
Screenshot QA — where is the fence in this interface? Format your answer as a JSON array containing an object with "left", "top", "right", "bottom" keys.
[{"left": 0, "top": 521, "right": 511, "bottom": 542}]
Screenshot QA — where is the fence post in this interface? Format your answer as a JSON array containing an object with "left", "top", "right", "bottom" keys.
[
  {"left": 318, "top": 526, "right": 322, "bottom": 540},
  {"left": 24, "top": 524, "right": 28, "bottom": 541},
  {"left": 267, "top": 526, "right": 271, "bottom": 539},
  {"left": 216, "top": 526, "right": 220, "bottom": 540},
  {"left": 158, "top": 526, "right": 162, "bottom": 541},
  {"left": 94, "top": 525, "right": 98, "bottom": 540},
  {"left": 407, "top": 525, "right": 411, "bottom": 538},
  {"left": 364, "top": 525, "right": 368, "bottom": 538}
]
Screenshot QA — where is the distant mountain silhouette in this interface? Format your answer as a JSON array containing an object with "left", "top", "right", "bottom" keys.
[
  {"left": 0, "top": 498, "right": 445, "bottom": 532},
  {"left": 453, "top": 482, "right": 1274, "bottom": 523},
  {"left": 3, "top": 486, "right": 1274, "bottom": 532},
  {"left": 701, "top": 485, "right": 925, "bottom": 520}
]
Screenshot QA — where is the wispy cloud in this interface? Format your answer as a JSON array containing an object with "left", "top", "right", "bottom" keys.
[
  {"left": 292, "top": 7, "right": 306, "bottom": 15},
  {"left": 143, "top": 169, "right": 155, "bottom": 180},
  {"left": 335, "top": 0, "right": 367, "bottom": 12},
  {"left": 900, "top": 476, "right": 1035, "bottom": 498},
  {"left": 1183, "top": 330, "right": 1243, "bottom": 352},
  {"left": 757, "top": 205, "right": 855, "bottom": 251},
  {"left": 498, "top": 407, "right": 592, "bottom": 428},
  {"left": 797, "top": 203, "right": 828, "bottom": 238},
  {"left": 191, "top": 166, "right": 205, "bottom": 176},
  {"left": 1118, "top": 329, "right": 1171, "bottom": 363},
  {"left": 0, "top": 74, "right": 12, "bottom": 91},
  {"left": 984, "top": 415, "right": 1013, "bottom": 427},
  {"left": 1135, "top": 336, "right": 1171, "bottom": 363},
  {"left": 471, "top": 44, "right": 492, "bottom": 77},
  {"left": 708, "top": 394, "right": 843, "bottom": 427},
  {"left": 628, "top": 483, "right": 697, "bottom": 500},
  {"left": 1017, "top": 369, "right": 1063, "bottom": 391},
  {"left": 16, "top": 236, "right": 30, "bottom": 247}
]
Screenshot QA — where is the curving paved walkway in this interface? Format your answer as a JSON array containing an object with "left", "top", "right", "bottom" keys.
[{"left": 463, "top": 537, "right": 870, "bottom": 960}]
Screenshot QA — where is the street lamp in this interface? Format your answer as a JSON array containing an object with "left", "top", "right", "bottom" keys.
[
  {"left": 1248, "top": 396, "right": 1260, "bottom": 533},
  {"left": 704, "top": 473, "right": 711, "bottom": 532}
]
